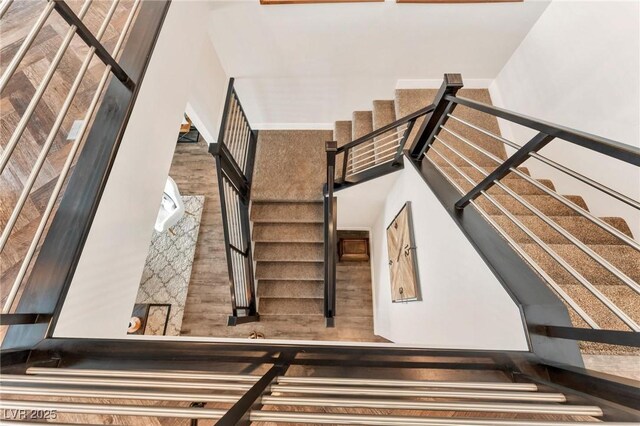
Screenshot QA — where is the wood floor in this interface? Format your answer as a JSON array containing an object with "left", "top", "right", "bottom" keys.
[
  {"left": 0, "top": 0, "right": 137, "bottom": 309},
  {"left": 173, "top": 138, "right": 384, "bottom": 342}
]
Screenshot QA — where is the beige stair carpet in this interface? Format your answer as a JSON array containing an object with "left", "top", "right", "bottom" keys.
[
  {"left": 250, "top": 130, "right": 330, "bottom": 320},
  {"left": 394, "top": 88, "right": 639, "bottom": 354}
]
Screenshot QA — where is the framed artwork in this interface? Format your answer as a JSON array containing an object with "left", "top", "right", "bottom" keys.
[{"left": 386, "top": 202, "right": 420, "bottom": 302}]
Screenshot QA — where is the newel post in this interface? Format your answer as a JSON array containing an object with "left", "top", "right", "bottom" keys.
[{"left": 409, "top": 73, "right": 464, "bottom": 159}]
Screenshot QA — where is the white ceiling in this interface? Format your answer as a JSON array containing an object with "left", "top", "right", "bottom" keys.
[{"left": 206, "top": 0, "right": 550, "bottom": 127}]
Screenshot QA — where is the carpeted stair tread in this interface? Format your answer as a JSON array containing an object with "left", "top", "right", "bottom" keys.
[
  {"left": 435, "top": 131, "right": 502, "bottom": 168},
  {"left": 252, "top": 223, "right": 323, "bottom": 242},
  {"left": 432, "top": 161, "right": 530, "bottom": 181},
  {"left": 334, "top": 120, "right": 353, "bottom": 148},
  {"left": 490, "top": 215, "right": 634, "bottom": 245},
  {"left": 520, "top": 243, "right": 640, "bottom": 288},
  {"left": 556, "top": 284, "right": 636, "bottom": 332},
  {"left": 254, "top": 242, "right": 323, "bottom": 262},
  {"left": 259, "top": 297, "right": 323, "bottom": 315},
  {"left": 255, "top": 261, "right": 324, "bottom": 281},
  {"left": 251, "top": 202, "right": 323, "bottom": 223},
  {"left": 475, "top": 193, "right": 588, "bottom": 216},
  {"left": 372, "top": 100, "right": 397, "bottom": 130},
  {"left": 395, "top": 88, "right": 507, "bottom": 160},
  {"left": 257, "top": 280, "right": 324, "bottom": 299},
  {"left": 373, "top": 100, "right": 400, "bottom": 164},
  {"left": 352, "top": 111, "right": 373, "bottom": 139}
]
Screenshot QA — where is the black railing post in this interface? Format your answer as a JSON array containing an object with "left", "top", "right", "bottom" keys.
[
  {"left": 340, "top": 147, "right": 349, "bottom": 182},
  {"left": 393, "top": 119, "right": 416, "bottom": 166},
  {"left": 215, "top": 352, "right": 294, "bottom": 426},
  {"left": 409, "top": 73, "right": 463, "bottom": 160},
  {"left": 455, "top": 132, "right": 555, "bottom": 209},
  {"left": 324, "top": 141, "right": 338, "bottom": 327}
]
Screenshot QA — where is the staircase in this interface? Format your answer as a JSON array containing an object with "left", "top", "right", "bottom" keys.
[
  {"left": 252, "top": 201, "right": 325, "bottom": 316},
  {"left": 331, "top": 87, "right": 639, "bottom": 354},
  {"left": 249, "top": 130, "right": 332, "bottom": 322},
  {"left": 0, "top": 364, "right": 623, "bottom": 425}
]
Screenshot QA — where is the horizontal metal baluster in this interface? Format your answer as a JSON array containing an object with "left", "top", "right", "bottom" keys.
[
  {"left": 276, "top": 377, "right": 537, "bottom": 390},
  {"left": 0, "top": 385, "right": 240, "bottom": 403},
  {"left": 27, "top": 367, "right": 260, "bottom": 381},
  {"left": 270, "top": 385, "right": 565, "bottom": 401},
  {"left": 0, "top": 0, "right": 93, "bottom": 174},
  {"left": 350, "top": 142, "right": 401, "bottom": 166},
  {"left": 1, "top": 374, "right": 254, "bottom": 390},
  {"left": 348, "top": 151, "right": 397, "bottom": 175},
  {"left": 0, "top": 400, "right": 226, "bottom": 419},
  {"left": 0, "top": 0, "right": 121, "bottom": 253},
  {"left": 449, "top": 114, "right": 640, "bottom": 217},
  {"left": 423, "top": 152, "right": 599, "bottom": 329},
  {"left": 350, "top": 135, "right": 404, "bottom": 161},
  {"left": 431, "top": 139, "right": 639, "bottom": 331},
  {"left": 0, "top": 1, "right": 55, "bottom": 93},
  {"left": 251, "top": 411, "right": 625, "bottom": 426},
  {"left": 261, "top": 396, "right": 602, "bottom": 416},
  {"left": 441, "top": 125, "right": 640, "bottom": 253},
  {"left": 436, "top": 131, "right": 640, "bottom": 294},
  {"left": 2, "top": 0, "right": 137, "bottom": 314},
  {"left": 0, "top": 0, "right": 13, "bottom": 19}
]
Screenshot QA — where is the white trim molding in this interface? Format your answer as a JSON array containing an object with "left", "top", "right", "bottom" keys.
[{"left": 253, "top": 122, "right": 334, "bottom": 130}]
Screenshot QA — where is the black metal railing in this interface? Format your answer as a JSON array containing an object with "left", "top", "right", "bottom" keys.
[
  {"left": 324, "top": 142, "right": 338, "bottom": 327},
  {"left": 1, "top": 0, "right": 171, "bottom": 349},
  {"left": 209, "top": 78, "right": 259, "bottom": 326},
  {"left": 409, "top": 73, "right": 640, "bottom": 353},
  {"left": 334, "top": 103, "right": 435, "bottom": 188}
]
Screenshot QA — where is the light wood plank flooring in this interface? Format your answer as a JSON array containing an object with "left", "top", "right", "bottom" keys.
[{"left": 173, "top": 139, "right": 384, "bottom": 342}]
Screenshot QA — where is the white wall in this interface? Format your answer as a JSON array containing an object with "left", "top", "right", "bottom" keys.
[
  {"left": 208, "top": 1, "right": 550, "bottom": 128},
  {"left": 55, "top": 2, "right": 228, "bottom": 338},
  {"left": 489, "top": 0, "right": 640, "bottom": 238},
  {"left": 185, "top": 35, "right": 229, "bottom": 144},
  {"left": 336, "top": 165, "right": 529, "bottom": 350}
]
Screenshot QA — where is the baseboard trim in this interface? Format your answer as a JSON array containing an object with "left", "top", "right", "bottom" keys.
[
  {"left": 396, "top": 78, "right": 494, "bottom": 89},
  {"left": 253, "top": 122, "right": 334, "bottom": 130}
]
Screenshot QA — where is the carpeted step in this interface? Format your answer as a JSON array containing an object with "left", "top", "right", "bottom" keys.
[
  {"left": 444, "top": 169, "right": 555, "bottom": 196},
  {"left": 251, "top": 202, "right": 323, "bottom": 223},
  {"left": 521, "top": 243, "right": 640, "bottom": 285},
  {"left": 395, "top": 88, "right": 508, "bottom": 161},
  {"left": 372, "top": 100, "right": 399, "bottom": 163},
  {"left": 475, "top": 193, "right": 588, "bottom": 216},
  {"left": 334, "top": 120, "right": 352, "bottom": 178},
  {"left": 558, "top": 284, "right": 637, "bottom": 332},
  {"left": 490, "top": 215, "right": 634, "bottom": 245},
  {"left": 430, "top": 158, "right": 530, "bottom": 181},
  {"left": 430, "top": 138, "right": 502, "bottom": 168},
  {"left": 259, "top": 297, "right": 323, "bottom": 315},
  {"left": 257, "top": 280, "right": 323, "bottom": 299},
  {"left": 352, "top": 111, "right": 373, "bottom": 139},
  {"left": 334, "top": 120, "right": 353, "bottom": 148},
  {"left": 254, "top": 242, "right": 323, "bottom": 262},
  {"left": 255, "top": 261, "right": 324, "bottom": 281},
  {"left": 252, "top": 223, "right": 323, "bottom": 243}
]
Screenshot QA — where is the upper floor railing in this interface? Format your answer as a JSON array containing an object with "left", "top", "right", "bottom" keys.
[
  {"left": 0, "top": 0, "right": 171, "bottom": 348},
  {"left": 209, "top": 78, "right": 259, "bottom": 325}
]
